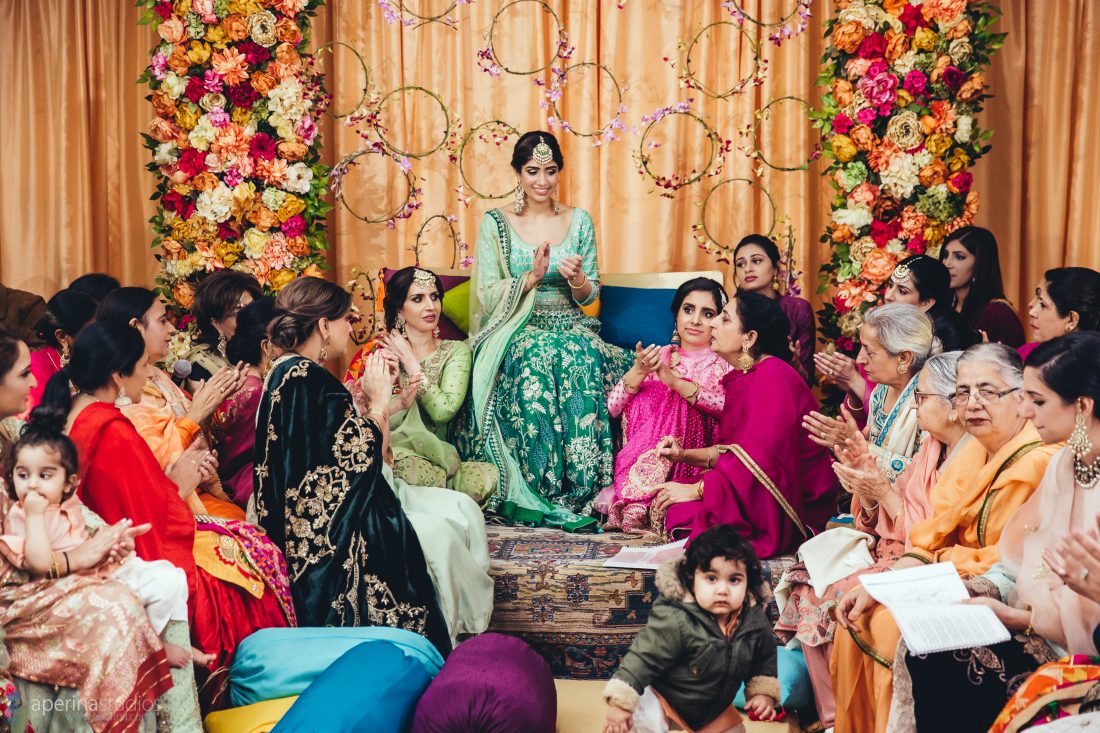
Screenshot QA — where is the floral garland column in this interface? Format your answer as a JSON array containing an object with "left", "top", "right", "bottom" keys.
[
  {"left": 139, "top": 0, "right": 331, "bottom": 328},
  {"left": 815, "top": 0, "right": 1004, "bottom": 355}
]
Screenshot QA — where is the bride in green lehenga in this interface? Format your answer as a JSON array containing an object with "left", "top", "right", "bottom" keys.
[{"left": 457, "top": 131, "right": 631, "bottom": 531}]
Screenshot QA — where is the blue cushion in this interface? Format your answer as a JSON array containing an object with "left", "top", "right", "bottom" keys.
[
  {"left": 732, "top": 646, "right": 812, "bottom": 712},
  {"left": 273, "top": 641, "right": 434, "bottom": 733},
  {"left": 230, "top": 627, "right": 444, "bottom": 708},
  {"left": 598, "top": 285, "right": 678, "bottom": 351}
]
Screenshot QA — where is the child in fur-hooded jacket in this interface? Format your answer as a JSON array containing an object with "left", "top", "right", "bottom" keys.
[{"left": 603, "top": 525, "right": 779, "bottom": 733}]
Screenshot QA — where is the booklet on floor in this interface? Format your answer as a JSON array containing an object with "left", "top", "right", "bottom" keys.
[
  {"left": 603, "top": 539, "right": 688, "bottom": 570},
  {"left": 859, "top": 561, "right": 1010, "bottom": 655}
]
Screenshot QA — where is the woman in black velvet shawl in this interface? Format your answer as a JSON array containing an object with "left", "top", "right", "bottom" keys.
[{"left": 254, "top": 277, "right": 450, "bottom": 654}]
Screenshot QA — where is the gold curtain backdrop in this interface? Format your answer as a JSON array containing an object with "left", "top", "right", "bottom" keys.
[{"left": 1, "top": 0, "right": 1097, "bottom": 322}]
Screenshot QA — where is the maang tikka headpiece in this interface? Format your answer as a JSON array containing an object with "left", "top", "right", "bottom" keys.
[
  {"left": 890, "top": 263, "right": 913, "bottom": 285},
  {"left": 532, "top": 136, "right": 554, "bottom": 167},
  {"left": 412, "top": 268, "right": 436, "bottom": 290}
]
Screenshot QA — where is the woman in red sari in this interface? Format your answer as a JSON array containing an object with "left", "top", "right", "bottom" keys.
[
  {"left": 44, "top": 322, "right": 293, "bottom": 707},
  {"left": 650, "top": 291, "right": 838, "bottom": 558}
]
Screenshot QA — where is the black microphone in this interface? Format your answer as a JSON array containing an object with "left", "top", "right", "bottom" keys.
[{"left": 171, "top": 359, "right": 192, "bottom": 388}]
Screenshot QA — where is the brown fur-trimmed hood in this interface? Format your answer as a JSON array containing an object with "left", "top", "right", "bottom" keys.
[{"left": 654, "top": 556, "right": 774, "bottom": 608}]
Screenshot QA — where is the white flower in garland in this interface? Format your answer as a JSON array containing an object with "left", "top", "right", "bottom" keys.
[
  {"left": 832, "top": 206, "right": 874, "bottom": 232},
  {"left": 162, "top": 72, "right": 187, "bottom": 100},
  {"left": 242, "top": 228, "right": 270, "bottom": 260},
  {"left": 196, "top": 183, "right": 234, "bottom": 223},
  {"left": 955, "top": 115, "right": 974, "bottom": 144},
  {"left": 283, "top": 163, "right": 313, "bottom": 194},
  {"left": 879, "top": 153, "right": 921, "bottom": 200},
  {"left": 268, "top": 78, "right": 310, "bottom": 124},
  {"left": 891, "top": 50, "right": 921, "bottom": 77},
  {"left": 189, "top": 116, "right": 217, "bottom": 151},
  {"left": 262, "top": 188, "right": 287, "bottom": 211},
  {"left": 154, "top": 142, "right": 179, "bottom": 166}
]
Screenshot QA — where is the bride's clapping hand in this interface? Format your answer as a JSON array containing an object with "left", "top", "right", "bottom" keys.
[
  {"left": 531, "top": 241, "right": 551, "bottom": 283},
  {"left": 633, "top": 342, "right": 661, "bottom": 375},
  {"left": 557, "top": 254, "right": 583, "bottom": 284}
]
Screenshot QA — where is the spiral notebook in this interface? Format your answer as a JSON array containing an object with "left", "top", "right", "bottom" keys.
[{"left": 859, "top": 562, "right": 1010, "bottom": 655}]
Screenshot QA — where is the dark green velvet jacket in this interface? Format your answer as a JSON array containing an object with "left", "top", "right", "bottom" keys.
[
  {"left": 254, "top": 355, "right": 451, "bottom": 655},
  {"left": 605, "top": 557, "right": 780, "bottom": 730}
]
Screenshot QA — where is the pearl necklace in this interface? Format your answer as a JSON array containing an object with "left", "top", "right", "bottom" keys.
[{"left": 1074, "top": 453, "right": 1100, "bottom": 490}]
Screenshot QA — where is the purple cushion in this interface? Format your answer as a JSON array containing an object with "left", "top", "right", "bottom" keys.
[
  {"left": 411, "top": 633, "right": 556, "bottom": 733},
  {"left": 382, "top": 268, "right": 468, "bottom": 341}
]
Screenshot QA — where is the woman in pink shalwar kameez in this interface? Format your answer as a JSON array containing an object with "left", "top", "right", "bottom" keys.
[{"left": 602, "top": 278, "right": 730, "bottom": 534}]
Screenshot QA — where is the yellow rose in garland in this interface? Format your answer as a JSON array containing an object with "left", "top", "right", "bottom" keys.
[
  {"left": 925, "top": 133, "right": 953, "bottom": 157},
  {"left": 831, "top": 135, "right": 858, "bottom": 163},
  {"left": 269, "top": 269, "right": 297, "bottom": 291}
]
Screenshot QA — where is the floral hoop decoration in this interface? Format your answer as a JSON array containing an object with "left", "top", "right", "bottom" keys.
[
  {"left": 680, "top": 21, "right": 766, "bottom": 99},
  {"left": 692, "top": 178, "right": 778, "bottom": 262},
  {"left": 723, "top": 0, "right": 814, "bottom": 47},
  {"left": 346, "top": 267, "right": 379, "bottom": 344},
  {"left": 314, "top": 42, "right": 370, "bottom": 119},
  {"left": 634, "top": 104, "right": 732, "bottom": 197},
  {"left": 748, "top": 96, "right": 823, "bottom": 173},
  {"left": 814, "top": 0, "right": 1005, "bottom": 358},
  {"left": 377, "top": 0, "right": 474, "bottom": 30},
  {"left": 543, "top": 62, "right": 629, "bottom": 145},
  {"left": 448, "top": 119, "right": 520, "bottom": 200},
  {"left": 331, "top": 141, "right": 422, "bottom": 228},
  {"left": 410, "top": 213, "right": 468, "bottom": 269},
  {"left": 139, "top": 0, "right": 332, "bottom": 329},
  {"left": 478, "top": 0, "right": 568, "bottom": 78}
]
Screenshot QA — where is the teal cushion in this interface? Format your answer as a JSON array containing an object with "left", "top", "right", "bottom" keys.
[
  {"left": 732, "top": 646, "right": 812, "bottom": 712},
  {"left": 230, "top": 627, "right": 444, "bottom": 708},
  {"left": 273, "top": 641, "right": 434, "bottom": 733},
  {"left": 598, "top": 285, "right": 678, "bottom": 351}
]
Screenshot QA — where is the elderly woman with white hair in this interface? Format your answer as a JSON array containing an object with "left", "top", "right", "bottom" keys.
[
  {"left": 776, "top": 351, "right": 971, "bottom": 727},
  {"left": 830, "top": 343, "right": 1059, "bottom": 733},
  {"left": 805, "top": 303, "right": 941, "bottom": 480}
]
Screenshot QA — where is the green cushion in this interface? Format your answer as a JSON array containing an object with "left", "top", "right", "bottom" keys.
[{"left": 442, "top": 279, "right": 471, "bottom": 335}]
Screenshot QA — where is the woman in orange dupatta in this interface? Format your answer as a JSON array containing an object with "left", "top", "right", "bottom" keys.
[
  {"left": 96, "top": 288, "right": 246, "bottom": 521},
  {"left": 830, "top": 344, "right": 1058, "bottom": 733}
]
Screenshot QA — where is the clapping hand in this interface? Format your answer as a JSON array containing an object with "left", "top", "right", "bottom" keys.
[
  {"left": 530, "top": 241, "right": 551, "bottom": 284},
  {"left": 359, "top": 352, "right": 395, "bottom": 408},
  {"left": 803, "top": 402, "right": 861, "bottom": 452},
  {"left": 1043, "top": 523, "right": 1100, "bottom": 605},
  {"left": 815, "top": 351, "right": 857, "bottom": 389},
  {"left": 393, "top": 372, "right": 424, "bottom": 412},
  {"left": 655, "top": 436, "right": 685, "bottom": 463},
  {"left": 188, "top": 363, "right": 248, "bottom": 424},
  {"left": 381, "top": 332, "right": 419, "bottom": 375},
  {"left": 633, "top": 342, "right": 661, "bottom": 375},
  {"left": 557, "top": 254, "right": 583, "bottom": 286}
]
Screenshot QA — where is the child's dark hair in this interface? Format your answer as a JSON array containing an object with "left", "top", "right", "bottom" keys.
[
  {"left": 5, "top": 404, "right": 80, "bottom": 501},
  {"left": 678, "top": 524, "right": 766, "bottom": 605}
]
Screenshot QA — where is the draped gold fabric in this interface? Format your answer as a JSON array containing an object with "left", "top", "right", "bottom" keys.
[{"left": 1, "top": 0, "right": 1097, "bottom": 321}]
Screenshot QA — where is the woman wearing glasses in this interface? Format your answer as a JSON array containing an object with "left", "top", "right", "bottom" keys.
[
  {"left": 830, "top": 343, "right": 1058, "bottom": 733},
  {"left": 775, "top": 351, "right": 970, "bottom": 728}
]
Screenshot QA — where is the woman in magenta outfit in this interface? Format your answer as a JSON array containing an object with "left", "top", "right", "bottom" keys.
[
  {"left": 733, "top": 234, "right": 816, "bottom": 382},
  {"left": 25, "top": 289, "right": 97, "bottom": 415},
  {"left": 209, "top": 297, "right": 274, "bottom": 509},
  {"left": 601, "top": 278, "right": 731, "bottom": 534},
  {"left": 939, "top": 226, "right": 1025, "bottom": 347},
  {"left": 649, "top": 292, "right": 838, "bottom": 558},
  {"left": 1018, "top": 266, "right": 1100, "bottom": 361}
]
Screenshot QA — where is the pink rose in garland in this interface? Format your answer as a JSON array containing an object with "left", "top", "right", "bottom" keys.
[
  {"left": 903, "top": 70, "right": 928, "bottom": 96},
  {"left": 857, "top": 33, "right": 887, "bottom": 59},
  {"left": 858, "top": 72, "right": 899, "bottom": 108},
  {"left": 833, "top": 113, "right": 854, "bottom": 135}
]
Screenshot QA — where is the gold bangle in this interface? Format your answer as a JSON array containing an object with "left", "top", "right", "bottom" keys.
[
  {"left": 695, "top": 480, "right": 705, "bottom": 499},
  {"left": 706, "top": 447, "right": 717, "bottom": 470},
  {"left": 568, "top": 272, "right": 588, "bottom": 290},
  {"left": 684, "top": 382, "right": 701, "bottom": 403},
  {"left": 368, "top": 408, "right": 387, "bottom": 422},
  {"left": 50, "top": 553, "right": 60, "bottom": 580},
  {"left": 623, "top": 378, "right": 640, "bottom": 394}
]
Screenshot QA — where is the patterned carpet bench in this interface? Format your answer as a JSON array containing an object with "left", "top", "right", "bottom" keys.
[{"left": 485, "top": 525, "right": 796, "bottom": 680}]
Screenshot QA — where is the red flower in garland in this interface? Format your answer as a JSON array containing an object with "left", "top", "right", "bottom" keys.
[
  {"left": 869, "top": 219, "right": 902, "bottom": 247},
  {"left": 236, "top": 40, "right": 271, "bottom": 66},
  {"left": 857, "top": 33, "right": 887, "bottom": 59},
  {"left": 161, "top": 190, "right": 195, "bottom": 219},
  {"left": 178, "top": 148, "right": 207, "bottom": 178},
  {"left": 227, "top": 82, "right": 259, "bottom": 109},
  {"left": 281, "top": 214, "right": 306, "bottom": 238},
  {"left": 184, "top": 76, "right": 206, "bottom": 104},
  {"left": 941, "top": 66, "right": 965, "bottom": 90},
  {"left": 250, "top": 132, "right": 277, "bottom": 161},
  {"left": 217, "top": 221, "right": 239, "bottom": 241},
  {"left": 899, "top": 5, "right": 928, "bottom": 34},
  {"left": 153, "top": 1, "right": 172, "bottom": 21}
]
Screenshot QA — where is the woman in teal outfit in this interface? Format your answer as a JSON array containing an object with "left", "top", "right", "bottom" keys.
[{"left": 458, "top": 131, "right": 631, "bottom": 531}]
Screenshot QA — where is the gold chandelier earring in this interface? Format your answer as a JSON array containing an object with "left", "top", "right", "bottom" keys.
[
  {"left": 318, "top": 332, "right": 330, "bottom": 363},
  {"left": 671, "top": 329, "right": 681, "bottom": 346},
  {"left": 513, "top": 183, "right": 526, "bottom": 215},
  {"left": 736, "top": 351, "right": 755, "bottom": 372},
  {"left": 395, "top": 313, "right": 408, "bottom": 337},
  {"left": 59, "top": 343, "right": 71, "bottom": 367}
]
